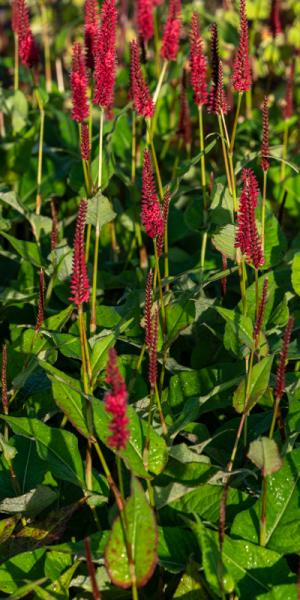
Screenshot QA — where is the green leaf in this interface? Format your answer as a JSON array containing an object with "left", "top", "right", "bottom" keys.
[
  {"left": 193, "top": 519, "right": 223, "bottom": 595},
  {"left": 90, "top": 332, "right": 116, "bottom": 384},
  {"left": 0, "top": 191, "right": 26, "bottom": 215},
  {"left": 262, "top": 212, "right": 287, "bottom": 269},
  {"left": 0, "top": 231, "right": 42, "bottom": 267},
  {"left": 93, "top": 398, "right": 168, "bottom": 478},
  {"left": 0, "top": 516, "right": 18, "bottom": 545},
  {"left": 216, "top": 307, "right": 253, "bottom": 356},
  {"left": 43, "top": 305, "right": 74, "bottom": 331},
  {"left": 0, "top": 485, "right": 57, "bottom": 517},
  {"left": 11, "top": 90, "right": 28, "bottom": 133},
  {"left": 231, "top": 448, "right": 300, "bottom": 554},
  {"left": 51, "top": 379, "right": 89, "bottom": 438},
  {"left": 193, "top": 524, "right": 292, "bottom": 600},
  {"left": 158, "top": 527, "right": 199, "bottom": 574},
  {"left": 291, "top": 253, "right": 300, "bottom": 296},
  {"left": 212, "top": 224, "right": 236, "bottom": 260},
  {"left": 166, "top": 299, "right": 195, "bottom": 346},
  {"left": 105, "top": 478, "right": 158, "bottom": 588},
  {"left": 86, "top": 192, "right": 116, "bottom": 227},
  {"left": 173, "top": 561, "right": 209, "bottom": 599},
  {"left": 1, "top": 416, "right": 85, "bottom": 488},
  {"left": 233, "top": 356, "right": 274, "bottom": 413},
  {"left": 0, "top": 549, "right": 46, "bottom": 594},
  {"left": 247, "top": 437, "right": 283, "bottom": 476}
]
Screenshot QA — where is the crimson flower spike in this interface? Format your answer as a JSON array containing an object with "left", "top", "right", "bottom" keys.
[
  {"left": 261, "top": 96, "right": 270, "bottom": 172},
  {"left": 35, "top": 269, "right": 45, "bottom": 332},
  {"left": 80, "top": 122, "right": 90, "bottom": 162},
  {"left": 282, "top": 62, "right": 295, "bottom": 119},
  {"left": 130, "top": 40, "right": 154, "bottom": 118},
  {"left": 145, "top": 269, "right": 153, "bottom": 349},
  {"left": 1, "top": 345, "right": 8, "bottom": 415},
  {"left": 12, "top": 0, "right": 19, "bottom": 34},
  {"left": 157, "top": 189, "right": 171, "bottom": 258},
  {"left": 253, "top": 278, "right": 268, "bottom": 344},
  {"left": 161, "top": 0, "right": 181, "bottom": 61},
  {"left": 149, "top": 307, "right": 159, "bottom": 391},
  {"left": 84, "top": 0, "right": 99, "bottom": 70},
  {"left": 270, "top": 0, "right": 282, "bottom": 38},
  {"left": 93, "top": 0, "right": 117, "bottom": 114},
  {"left": 208, "top": 24, "right": 228, "bottom": 115},
  {"left": 232, "top": 0, "right": 251, "bottom": 93},
  {"left": 71, "top": 43, "right": 89, "bottom": 123},
  {"left": 70, "top": 199, "right": 90, "bottom": 306},
  {"left": 16, "top": 0, "right": 39, "bottom": 68},
  {"left": 235, "top": 168, "right": 264, "bottom": 269},
  {"left": 190, "top": 13, "right": 208, "bottom": 108},
  {"left": 275, "top": 316, "right": 294, "bottom": 401},
  {"left": 104, "top": 348, "right": 129, "bottom": 450},
  {"left": 141, "top": 150, "right": 164, "bottom": 238},
  {"left": 137, "top": 0, "right": 154, "bottom": 44}
]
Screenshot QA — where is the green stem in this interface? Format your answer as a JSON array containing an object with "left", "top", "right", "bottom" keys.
[
  {"left": 90, "top": 108, "right": 104, "bottom": 333},
  {"left": 78, "top": 305, "right": 93, "bottom": 492},
  {"left": 227, "top": 411, "right": 247, "bottom": 473},
  {"left": 260, "top": 475, "right": 267, "bottom": 546},
  {"left": 153, "top": 59, "right": 168, "bottom": 106},
  {"left": 230, "top": 93, "right": 243, "bottom": 155},
  {"left": 154, "top": 383, "right": 167, "bottom": 436},
  {"left": 93, "top": 441, "right": 124, "bottom": 512},
  {"left": 154, "top": 239, "right": 166, "bottom": 333},
  {"left": 35, "top": 89, "right": 45, "bottom": 216},
  {"left": 14, "top": 34, "right": 19, "bottom": 92},
  {"left": 261, "top": 170, "right": 267, "bottom": 254},
  {"left": 269, "top": 396, "right": 280, "bottom": 440},
  {"left": 40, "top": 0, "right": 52, "bottom": 92},
  {"left": 218, "top": 115, "right": 232, "bottom": 195},
  {"left": 199, "top": 106, "right": 208, "bottom": 270}
]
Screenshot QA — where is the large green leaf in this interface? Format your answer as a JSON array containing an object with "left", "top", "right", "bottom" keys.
[
  {"left": 173, "top": 561, "right": 209, "bottom": 599},
  {"left": 1, "top": 416, "right": 85, "bottom": 488},
  {"left": 231, "top": 448, "right": 300, "bottom": 554},
  {"left": 216, "top": 307, "right": 253, "bottom": 356},
  {"left": 158, "top": 527, "right": 199, "bottom": 574},
  {"left": 0, "top": 231, "right": 42, "bottom": 267},
  {"left": 233, "top": 356, "right": 274, "bottom": 413},
  {"left": 247, "top": 437, "right": 283, "bottom": 476},
  {"left": 291, "top": 253, "right": 300, "bottom": 296},
  {"left": 105, "top": 478, "right": 158, "bottom": 588},
  {"left": 0, "top": 549, "right": 46, "bottom": 594},
  {"left": 93, "top": 398, "right": 168, "bottom": 478},
  {"left": 193, "top": 523, "right": 292, "bottom": 600}
]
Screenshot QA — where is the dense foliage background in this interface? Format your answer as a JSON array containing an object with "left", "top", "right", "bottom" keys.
[{"left": 0, "top": 0, "right": 299, "bottom": 598}]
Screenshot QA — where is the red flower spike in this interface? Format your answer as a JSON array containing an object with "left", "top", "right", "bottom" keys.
[
  {"left": 283, "top": 62, "right": 295, "bottom": 119},
  {"left": 261, "top": 96, "right": 270, "bottom": 172},
  {"left": 84, "top": 0, "right": 99, "bottom": 70},
  {"left": 232, "top": 0, "right": 251, "bottom": 93},
  {"left": 93, "top": 0, "right": 117, "bottom": 111},
  {"left": 161, "top": 0, "right": 181, "bottom": 61},
  {"left": 71, "top": 43, "right": 89, "bottom": 123},
  {"left": 208, "top": 25, "right": 228, "bottom": 115},
  {"left": 1, "top": 345, "right": 8, "bottom": 414},
  {"left": 270, "top": 0, "right": 282, "bottom": 38},
  {"left": 70, "top": 199, "right": 90, "bottom": 306},
  {"left": 157, "top": 189, "right": 171, "bottom": 257},
  {"left": 149, "top": 307, "right": 158, "bottom": 390},
  {"left": 253, "top": 278, "right": 268, "bottom": 342},
  {"left": 80, "top": 123, "right": 90, "bottom": 162},
  {"left": 141, "top": 150, "right": 164, "bottom": 239},
  {"left": 190, "top": 13, "right": 208, "bottom": 107},
  {"left": 145, "top": 270, "right": 153, "bottom": 349},
  {"left": 235, "top": 168, "right": 264, "bottom": 269},
  {"left": 104, "top": 348, "right": 129, "bottom": 451},
  {"left": 221, "top": 253, "right": 228, "bottom": 297},
  {"left": 275, "top": 316, "right": 294, "bottom": 401},
  {"left": 50, "top": 200, "right": 58, "bottom": 251},
  {"left": 35, "top": 269, "right": 45, "bottom": 332},
  {"left": 16, "top": 0, "right": 39, "bottom": 68},
  {"left": 137, "top": 0, "right": 154, "bottom": 43},
  {"left": 130, "top": 40, "right": 154, "bottom": 118},
  {"left": 152, "top": 0, "right": 163, "bottom": 5}
]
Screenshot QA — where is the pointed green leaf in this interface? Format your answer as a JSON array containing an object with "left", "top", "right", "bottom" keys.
[
  {"left": 1, "top": 417, "right": 85, "bottom": 488},
  {"left": 105, "top": 478, "right": 158, "bottom": 588},
  {"left": 291, "top": 253, "right": 300, "bottom": 296},
  {"left": 233, "top": 356, "right": 273, "bottom": 413},
  {"left": 247, "top": 437, "right": 283, "bottom": 476}
]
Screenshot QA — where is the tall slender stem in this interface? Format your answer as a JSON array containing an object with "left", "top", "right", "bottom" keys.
[
  {"left": 40, "top": 0, "right": 52, "bottom": 92},
  {"left": 261, "top": 170, "right": 267, "bottom": 253},
  {"left": 78, "top": 305, "right": 92, "bottom": 491},
  {"left": 155, "top": 383, "right": 167, "bottom": 435},
  {"left": 90, "top": 108, "right": 104, "bottom": 333},
  {"left": 153, "top": 59, "right": 168, "bottom": 106},
  {"left": 131, "top": 111, "right": 144, "bottom": 264},
  {"left": 154, "top": 239, "right": 166, "bottom": 332},
  {"left": 199, "top": 106, "right": 208, "bottom": 269},
  {"left": 280, "top": 124, "right": 289, "bottom": 183},
  {"left": 260, "top": 475, "right": 267, "bottom": 546},
  {"left": 35, "top": 89, "right": 45, "bottom": 216},
  {"left": 230, "top": 93, "right": 243, "bottom": 154},
  {"left": 14, "top": 34, "right": 19, "bottom": 92},
  {"left": 218, "top": 115, "right": 232, "bottom": 195}
]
